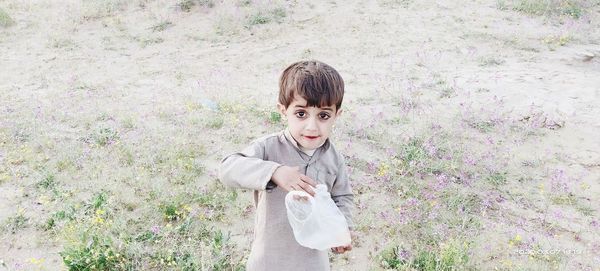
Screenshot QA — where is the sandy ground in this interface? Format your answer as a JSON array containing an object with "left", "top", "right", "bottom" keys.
[{"left": 1, "top": 0, "right": 600, "bottom": 270}]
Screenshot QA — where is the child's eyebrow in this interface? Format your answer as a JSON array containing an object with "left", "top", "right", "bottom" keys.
[{"left": 293, "top": 104, "right": 334, "bottom": 111}]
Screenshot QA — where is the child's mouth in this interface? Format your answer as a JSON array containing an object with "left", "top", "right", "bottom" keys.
[{"left": 304, "top": 136, "right": 320, "bottom": 140}]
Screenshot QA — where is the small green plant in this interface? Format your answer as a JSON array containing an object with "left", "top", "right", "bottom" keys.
[
  {"left": 512, "top": 0, "right": 585, "bottom": 19},
  {"left": 246, "top": 6, "right": 286, "bottom": 27},
  {"left": 160, "top": 201, "right": 191, "bottom": 222},
  {"left": 379, "top": 241, "right": 470, "bottom": 270},
  {"left": 479, "top": 56, "right": 505, "bottom": 67},
  {"left": 121, "top": 117, "right": 135, "bottom": 130},
  {"left": 469, "top": 120, "right": 496, "bottom": 133},
  {"left": 487, "top": 171, "right": 508, "bottom": 186},
  {"left": 542, "top": 34, "right": 571, "bottom": 47},
  {"left": 43, "top": 206, "right": 77, "bottom": 231},
  {"left": 4, "top": 210, "right": 28, "bottom": 234},
  {"left": 81, "top": 0, "right": 128, "bottom": 20},
  {"left": 178, "top": 0, "right": 196, "bottom": 11},
  {"left": 93, "top": 127, "right": 119, "bottom": 146},
  {"left": 61, "top": 234, "right": 130, "bottom": 270},
  {"left": 551, "top": 193, "right": 576, "bottom": 205},
  {"left": 247, "top": 11, "right": 270, "bottom": 25},
  {"left": 198, "top": 0, "right": 215, "bottom": 8},
  {"left": 37, "top": 173, "right": 57, "bottom": 189},
  {"left": 269, "top": 111, "right": 281, "bottom": 123},
  {"left": 137, "top": 37, "right": 164, "bottom": 48},
  {"left": 0, "top": 7, "right": 15, "bottom": 27},
  {"left": 89, "top": 191, "right": 108, "bottom": 210},
  {"left": 206, "top": 115, "right": 224, "bottom": 129},
  {"left": 150, "top": 21, "right": 173, "bottom": 32}
]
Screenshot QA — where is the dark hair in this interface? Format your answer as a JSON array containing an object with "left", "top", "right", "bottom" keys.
[{"left": 279, "top": 60, "right": 344, "bottom": 111}]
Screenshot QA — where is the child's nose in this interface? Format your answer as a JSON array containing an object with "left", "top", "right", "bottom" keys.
[{"left": 305, "top": 117, "right": 318, "bottom": 131}]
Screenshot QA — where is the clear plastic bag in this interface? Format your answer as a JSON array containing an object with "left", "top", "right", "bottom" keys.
[{"left": 285, "top": 184, "right": 351, "bottom": 250}]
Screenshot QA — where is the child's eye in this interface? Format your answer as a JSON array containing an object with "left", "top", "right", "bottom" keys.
[
  {"left": 295, "top": 111, "right": 306, "bottom": 118},
  {"left": 319, "top": 112, "right": 331, "bottom": 120}
]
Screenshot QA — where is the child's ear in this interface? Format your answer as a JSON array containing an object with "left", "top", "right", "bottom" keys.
[
  {"left": 335, "top": 109, "right": 343, "bottom": 118},
  {"left": 277, "top": 103, "right": 286, "bottom": 115}
]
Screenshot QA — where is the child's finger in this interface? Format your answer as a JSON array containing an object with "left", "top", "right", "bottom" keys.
[
  {"left": 297, "top": 181, "right": 315, "bottom": 196},
  {"left": 299, "top": 174, "right": 317, "bottom": 187}
]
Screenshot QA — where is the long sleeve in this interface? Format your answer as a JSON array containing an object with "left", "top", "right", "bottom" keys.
[
  {"left": 330, "top": 156, "right": 355, "bottom": 230},
  {"left": 219, "top": 140, "right": 282, "bottom": 191}
]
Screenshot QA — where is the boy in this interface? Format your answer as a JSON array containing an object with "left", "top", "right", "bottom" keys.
[{"left": 219, "top": 60, "right": 354, "bottom": 271}]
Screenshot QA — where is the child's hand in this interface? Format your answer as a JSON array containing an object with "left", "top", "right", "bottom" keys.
[
  {"left": 331, "top": 231, "right": 357, "bottom": 254},
  {"left": 331, "top": 244, "right": 352, "bottom": 254},
  {"left": 271, "top": 166, "right": 317, "bottom": 196}
]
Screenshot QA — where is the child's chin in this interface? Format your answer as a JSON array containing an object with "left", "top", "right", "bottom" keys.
[{"left": 302, "top": 141, "right": 322, "bottom": 149}]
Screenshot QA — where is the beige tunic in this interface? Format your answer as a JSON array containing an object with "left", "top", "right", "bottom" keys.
[{"left": 219, "top": 129, "right": 354, "bottom": 271}]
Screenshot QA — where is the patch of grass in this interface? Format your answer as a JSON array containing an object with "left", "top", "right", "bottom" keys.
[
  {"left": 179, "top": 0, "right": 215, "bottom": 11},
  {"left": 3, "top": 210, "right": 29, "bottom": 234},
  {"left": 121, "top": 116, "right": 135, "bottom": 130},
  {"left": 135, "top": 36, "right": 164, "bottom": 48},
  {"left": 206, "top": 114, "right": 225, "bottom": 129},
  {"left": 438, "top": 85, "right": 456, "bottom": 98},
  {"left": 49, "top": 38, "right": 78, "bottom": 49},
  {"left": 37, "top": 172, "right": 57, "bottom": 190},
  {"left": 178, "top": 0, "right": 196, "bottom": 11},
  {"left": 487, "top": 171, "right": 508, "bottom": 186},
  {"left": 379, "top": 241, "right": 471, "bottom": 270},
  {"left": 542, "top": 34, "right": 571, "bottom": 48},
  {"left": 93, "top": 127, "right": 119, "bottom": 147},
  {"left": 89, "top": 191, "right": 109, "bottom": 211},
  {"left": 511, "top": 0, "right": 588, "bottom": 19},
  {"left": 478, "top": 56, "right": 505, "bottom": 67},
  {"left": 378, "top": 0, "right": 414, "bottom": 8},
  {"left": 268, "top": 111, "right": 282, "bottom": 124},
  {"left": 117, "top": 146, "right": 134, "bottom": 166},
  {"left": 550, "top": 192, "right": 576, "bottom": 205},
  {"left": 469, "top": 120, "right": 496, "bottom": 133},
  {"left": 160, "top": 201, "right": 191, "bottom": 222},
  {"left": 247, "top": 11, "right": 271, "bottom": 25},
  {"left": 43, "top": 206, "right": 77, "bottom": 231},
  {"left": 575, "top": 205, "right": 595, "bottom": 216},
  {"left": 56, "top": 157, "right": 75, "bottom": 172},
  {"left": 61, "top": 233, "right": 130, "bottom": 270},
  {"left": 246, "top": 6, "right": 286, "bottom": 27},
  {"left": 0, "top": 7, "right": 15, "bottom": 27},
  {"left": 81, "top": 0, "right": 129, "bottom": 20},
  {"left": 150, "top": 21, "right": 173, "bottom": 32}
]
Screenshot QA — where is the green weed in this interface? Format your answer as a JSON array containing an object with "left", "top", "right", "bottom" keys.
[
  {"left": 246, "top": 7, "right": 286, "bottom": 27},
  {"left": 3, "top": 210, "right": 29, "bottom": 234},
  {"left": 478, "top": 57, "right": 505, "bottom": 67},
  {"left": 160, "top": 201, "right": 191, "bottom": 222},
  {"left": 81, "top": 0, "right": 129, "bottom": 20},
  {"left": 92, "top": 127, "right": 119, "bottom": 147},
  {"left": 43, "top": 205, "right": 78, "bottom": 231},
  {"left": 487, "top": 171, "right": 508, "bottom": 186},
  {"left": 511, "top": 0, "right": 588, "bottom": 19},
  {"left": 150, "top": 21, "right": 173, "bottom": 32},
  {"left": 37, "top": 173, "right": 57, "bottom": 190},
  {"left": 269, "top": 111, "right": 282, "bottom": 124},
  {"left": 469, "top": 120, "right": 496, "bottom": 133},
  {"left": 89, "top": 191, "right": 109, "bottom": 211},
  {"left": 61, "top": 233, "right": 130, "bottom": 270},
  {"left": 379, "top": 241, "right": 471, "bottom": 270},
  {"left": 206, "top": 114, "right": 225, "bottom": 129},
  {"left": 0, "top": 7, "right": 14, "bottom": 27}
]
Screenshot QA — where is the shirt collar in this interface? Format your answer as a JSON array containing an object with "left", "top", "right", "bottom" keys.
[{"left": 283, "top": 128, "right": 328, "bottom": 156}]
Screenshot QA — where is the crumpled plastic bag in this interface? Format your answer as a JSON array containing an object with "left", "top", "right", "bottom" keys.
[{"left": 285, "top": 184, "right": 351, "bottom": 250}]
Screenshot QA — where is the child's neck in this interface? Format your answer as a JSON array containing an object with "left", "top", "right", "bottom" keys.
[{"left": 284, "top": 128, "right": 322, "bottom": 156}]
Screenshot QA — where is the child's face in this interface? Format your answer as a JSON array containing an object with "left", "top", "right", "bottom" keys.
[{"left": 278, "top": 96, "right": 342, "bottom": 150}]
